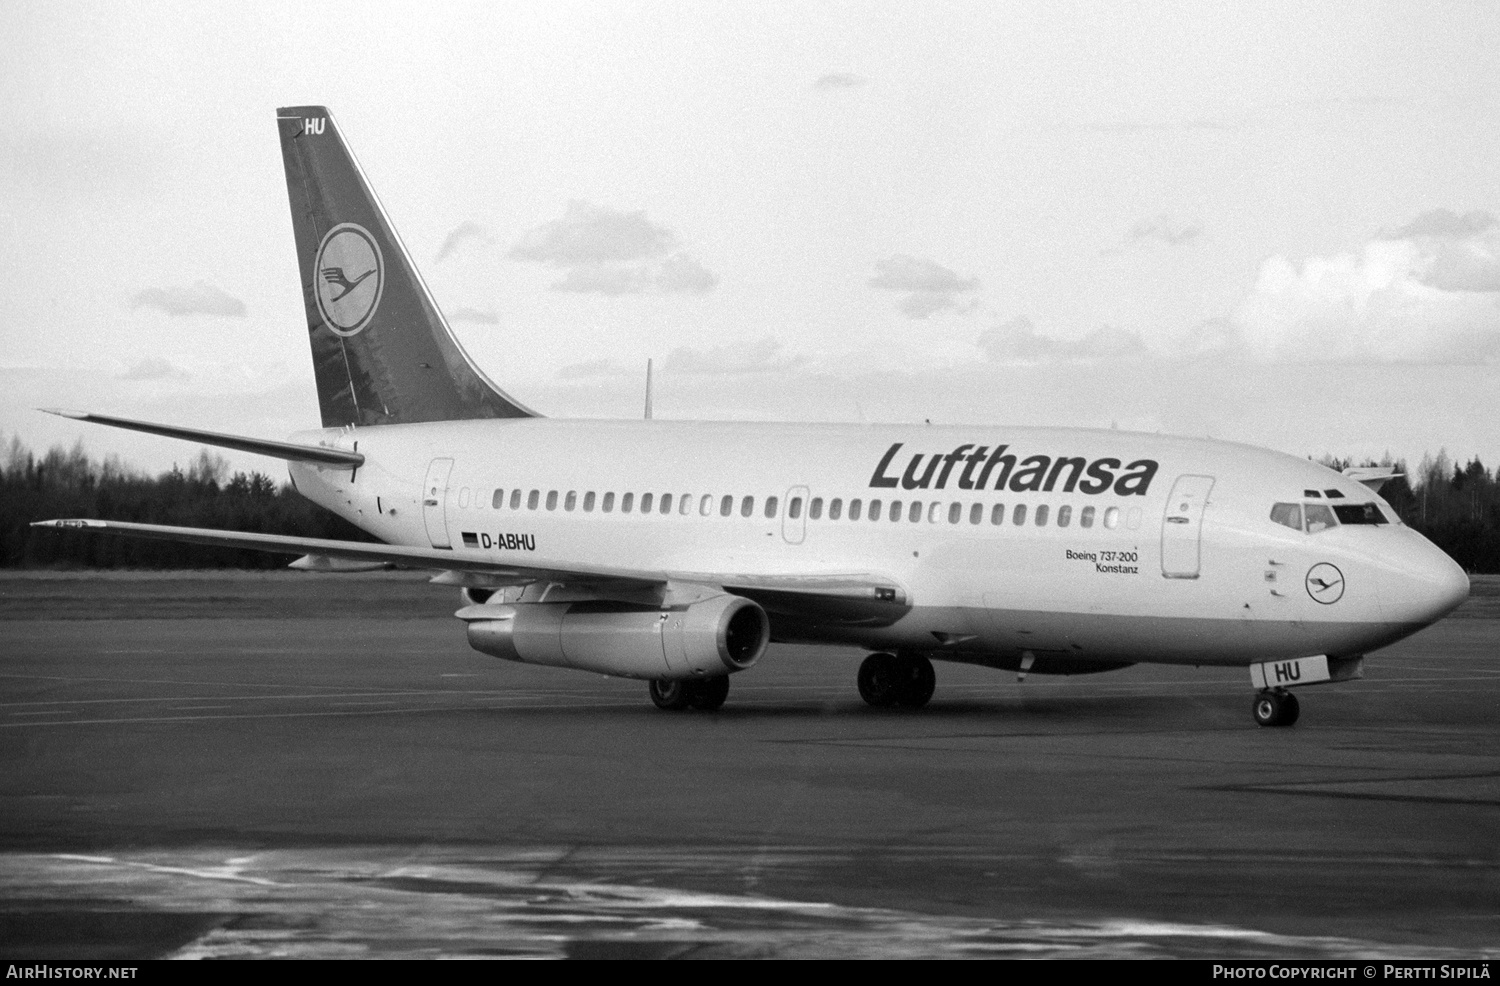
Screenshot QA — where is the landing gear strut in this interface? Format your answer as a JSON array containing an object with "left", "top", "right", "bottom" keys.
[
  {"left": 649, "top": 676, "right": 729, "bottom": 712},
  {"left": 858, "top": 652, "right": 936, "bottom": 709},
  {"left": 1252, "top": 689, "right": 1300, "bottom": 728}
]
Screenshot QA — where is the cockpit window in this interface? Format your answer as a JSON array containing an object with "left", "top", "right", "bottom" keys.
[
  {"left": 1304, "top": 503, "right": 1337, "bottom": 533},
  {"left": 1333, "top": 502, "right": 1387, "bottom": 525},
  {"left": 1270, "top": 503, "right": 1302, "bottom": 531}
]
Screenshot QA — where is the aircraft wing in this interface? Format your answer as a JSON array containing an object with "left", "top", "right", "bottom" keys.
[{"left": 30, "top": 519, "right": 909, "bottom": 617}]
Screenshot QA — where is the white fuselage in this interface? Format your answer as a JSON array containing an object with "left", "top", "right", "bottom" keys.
[{"left": 287, "top": 419, "right": 1469, "bottom": 671}]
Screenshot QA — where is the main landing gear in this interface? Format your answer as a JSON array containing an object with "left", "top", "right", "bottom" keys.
[
  {"left": 649, "top": 676, "right": 730, "bottom": 712},
  {"left": 858, "top": 652, "right": 936, "bottom": 709},
  {"left": 1252, "top": 689, "right": 1300, "bottom": 728}
]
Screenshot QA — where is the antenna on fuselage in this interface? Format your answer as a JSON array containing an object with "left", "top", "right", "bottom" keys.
[{"left": 644, "top": 358, "right": 654, "bottom": 420}]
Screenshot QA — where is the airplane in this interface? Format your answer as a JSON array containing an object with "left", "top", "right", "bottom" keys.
[{"left": 33, "top": 106, "right": 1471, "bottom": 727}]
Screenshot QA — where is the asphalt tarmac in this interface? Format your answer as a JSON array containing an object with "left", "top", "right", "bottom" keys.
[{"left": 0, "top": 571, "right": 1496, "bottom": 959}]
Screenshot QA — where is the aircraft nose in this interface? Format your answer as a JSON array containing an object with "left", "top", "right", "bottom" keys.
[{"left": 1387, "top": 538, "right": 1469, "bottom": 625}]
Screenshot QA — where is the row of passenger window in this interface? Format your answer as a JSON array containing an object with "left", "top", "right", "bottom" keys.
[{"left": 453, "top": 486, "right": 1143, "bottom": 530}]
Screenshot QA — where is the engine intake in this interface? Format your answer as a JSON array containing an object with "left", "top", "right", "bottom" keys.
[{"left": 465, "top": 593, "right": 769, "bottom": 680}]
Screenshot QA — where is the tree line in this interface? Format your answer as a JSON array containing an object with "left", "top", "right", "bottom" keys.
[
  {"left": 1, "top": 433, "right": 1496, "bottom": 571},
  {"left": 0, "top": 434, "right": 371, "bottom": 568}
]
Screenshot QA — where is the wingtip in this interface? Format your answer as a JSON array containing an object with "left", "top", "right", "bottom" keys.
[
  {"left": 30, "top": 519, "right": 102, "bottom": 529},
  {"left": 39, "top": 408, "right": 87, "bottom": 419}
]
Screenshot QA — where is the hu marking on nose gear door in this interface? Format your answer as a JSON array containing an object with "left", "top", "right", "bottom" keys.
[{"left": 313, "top": 222, "right": 384, "bottom": 337}]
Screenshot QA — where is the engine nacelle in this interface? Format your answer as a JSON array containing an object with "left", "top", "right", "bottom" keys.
[{"left": 465, "top": 594, "right": 769, "bottom": 680}]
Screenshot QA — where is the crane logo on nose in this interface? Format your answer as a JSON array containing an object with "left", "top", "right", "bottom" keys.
[{"left": 1305, "top": 563, "right": 1345, "bottom": 604}]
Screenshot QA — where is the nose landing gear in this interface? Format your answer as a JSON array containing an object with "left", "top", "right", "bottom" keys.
[
  {"left": 858, "top": 652, "right": 936, "bottom": 709},
  {"left": 1252, "top": 689, "right": 1300, "bottom": 728}
]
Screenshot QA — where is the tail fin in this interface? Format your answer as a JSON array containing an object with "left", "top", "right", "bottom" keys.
[{"left": 276, "top": 106, "right": 536, "bottom": 427}]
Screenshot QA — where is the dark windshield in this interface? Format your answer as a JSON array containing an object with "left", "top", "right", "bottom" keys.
[{"left": 1333, "top": 503, "right": 1387, "bottom": 525}]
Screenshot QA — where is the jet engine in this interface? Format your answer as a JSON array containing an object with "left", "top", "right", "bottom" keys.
[{"left": 464, "top": 593, "right": 769, "bottom": 680}]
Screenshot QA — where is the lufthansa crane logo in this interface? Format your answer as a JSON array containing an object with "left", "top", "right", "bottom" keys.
[
  {"left": 313, "top": 223, "right": 384, "bottom": 337},
  {"left": 1305, "top": 562, "right": 1345, "bottom": 604}
]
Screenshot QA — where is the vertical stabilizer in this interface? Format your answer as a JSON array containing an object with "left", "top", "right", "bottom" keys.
[{"left": 276, "top": 106, "right": 536, "bottom": 427}]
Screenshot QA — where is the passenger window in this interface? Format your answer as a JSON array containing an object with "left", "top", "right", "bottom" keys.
[
  {"left": 1057, "top": 505, "right": 1071, "bottom": 528},
  {"left": 546, "top": 490, "right": 558, "bottom": 511},
  {"left": 510, "top": 489, "right": 522, "bottom": 509},
  {"left": 1013, "top": 504, "right": 1027, "bottom": 526},
  {"left": 1103, "top": 506, "right": 1119, "bottom": 529},
  {"left": 1305, "top": 503, "right": 1337, "bottom": 534},
  {"left": 849, "top": 499, "right": 862, "bottom": 521},
  {"left": 527, "top": 490, "right": 539, "bottom": 510},
  {"left": 909, "top": 502, "right": 923, "bottom": 523},
  {"left": 742, "top": 496, "right": 754, "bottom": 518},
  {"left": 810, "top": 498, "right": 823, "bottom": 520},
  {"left": 869, "top": 500, "right": 882, "bottom": 521},
  {"left": 583, "top": 491, "right": 596, "bottom": 512},
  {"left": 680, "top": 494, "right": 691, "bottom": 515},
  {"left": 602, "top": 492, "right": 615, "bottom": 512},
  {"left": 1126, "top": 508, "right": 1142, "bottom": 530},
  {"left": 660, "top": 493, "right": 672, "bottom": 514},
  {"left": 765, "top": 496, "right": 778, "bottom": 518},
  {"left": 1036, "top": 504, "right": 1049, "bottom": 526},
  {"left": 622, "top": 492, "right": 634, "bottom": 513},
  {"left": 889, "top": 500, "right": 901, "bottom": 522},
  {"left": 926, "top": 502, "right": 939, "bottom": 523},
  {"left": 789, "top": 497, "right": 803, "bottom": 519},
  {"left": 721, "top": 495, "right": 734, "bottom": 517},
  {"left": 970, "top": 503, "right": 983, "bottom": 525},
  {"left": 641, "top": 493, "right": 654, "bottom": 513},
  {"left": 1080, "top": 506, "right": 1094, "bottom": 528},
  {"left": 949, "top": 502, "right": 962, "bottom": 524},
  {"left": 564, "top": 491, "right": 577, "bottom": 511},
  {"left": 991, "top": 504, "right": 1004, "bottom": 525},
  {"left": 492, "top": 489, "right": 504, "bottom": 509},
  {"left": 829, "top": 498, "right": 842, "bottom": 521},
  {"left": 458, "top": 487, "right": 470, "bottom": 509},
  {"left": 1270, "top": 503, "right": 1302, "bottom": 531},
  {"left": 701, "top": 494, "right": 713, "bottom": 516}
]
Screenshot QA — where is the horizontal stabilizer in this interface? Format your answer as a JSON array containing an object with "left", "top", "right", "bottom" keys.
[
  {"left": 41, "top": 409, "right": 363, "bottom": 467},
  {"left": 1342, "top": 466, "right": 1404, "bottom": 493}
]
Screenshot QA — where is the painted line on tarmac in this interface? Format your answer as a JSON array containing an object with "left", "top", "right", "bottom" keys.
[{"left": 0, "top": 700, "right": 649, "bottom": 727}]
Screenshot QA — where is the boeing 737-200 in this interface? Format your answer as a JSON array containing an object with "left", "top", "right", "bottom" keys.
[{"left": 34, "top": 106, "right": 1471, "bottom": 726}]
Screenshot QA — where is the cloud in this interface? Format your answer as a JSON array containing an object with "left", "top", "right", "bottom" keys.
[
  {"left": 511, "top": 201, "right": 677, "bottom": 267},
  {"left": 977, "top": 316, "right": 1149, "bottom": 365},
  {"left": 1210, "top": 211, "right": 1500, "bottom": 364},
  {"left": 436, "top": 222, "right": 495, "bottom": 262},
  {"left": 118, "top": 358, "right": 187, "bottom": 381},
  {"left": 653, "top": 253, "right": 718, "bottom": 294},
  {"left": 869, "top": 255, "right": 979, "bottom": 319},
  {"left": 130, "top": 281, "right": 246, "bottom": 318},
  {"left": 663, "top": 336, "right": 805, "bottom": 375},
  {"left": 557, "top": 359, "right": 631, "bottom": 380},
  {"left": 510, "top": 201, "right": 717, "bottom": 296},
  {"left": 1384, "top": 209, "right": 1496, "bottom": 241},
  {"left": 448, "top": 307, "right": 499, "bottom": 324},
  {"left": 813, "top": 73, "right": 866, "bottom": 90},
  {"left": 1128, "top": 214, "right": 1202, "bottom": 246}
]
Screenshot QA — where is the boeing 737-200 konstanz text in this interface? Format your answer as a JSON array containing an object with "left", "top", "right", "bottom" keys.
[{"left": 35, "top": 107, "right": 1470, "bottom": 726}]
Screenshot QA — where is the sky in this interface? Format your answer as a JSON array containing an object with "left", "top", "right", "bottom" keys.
[{"left": 2, "top": 0, "right": 1498, "bottom": 478}]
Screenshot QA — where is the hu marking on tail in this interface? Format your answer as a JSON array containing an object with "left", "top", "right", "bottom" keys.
[{"left": 313, "top": 222, "right": 385, "bottom": 337}]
